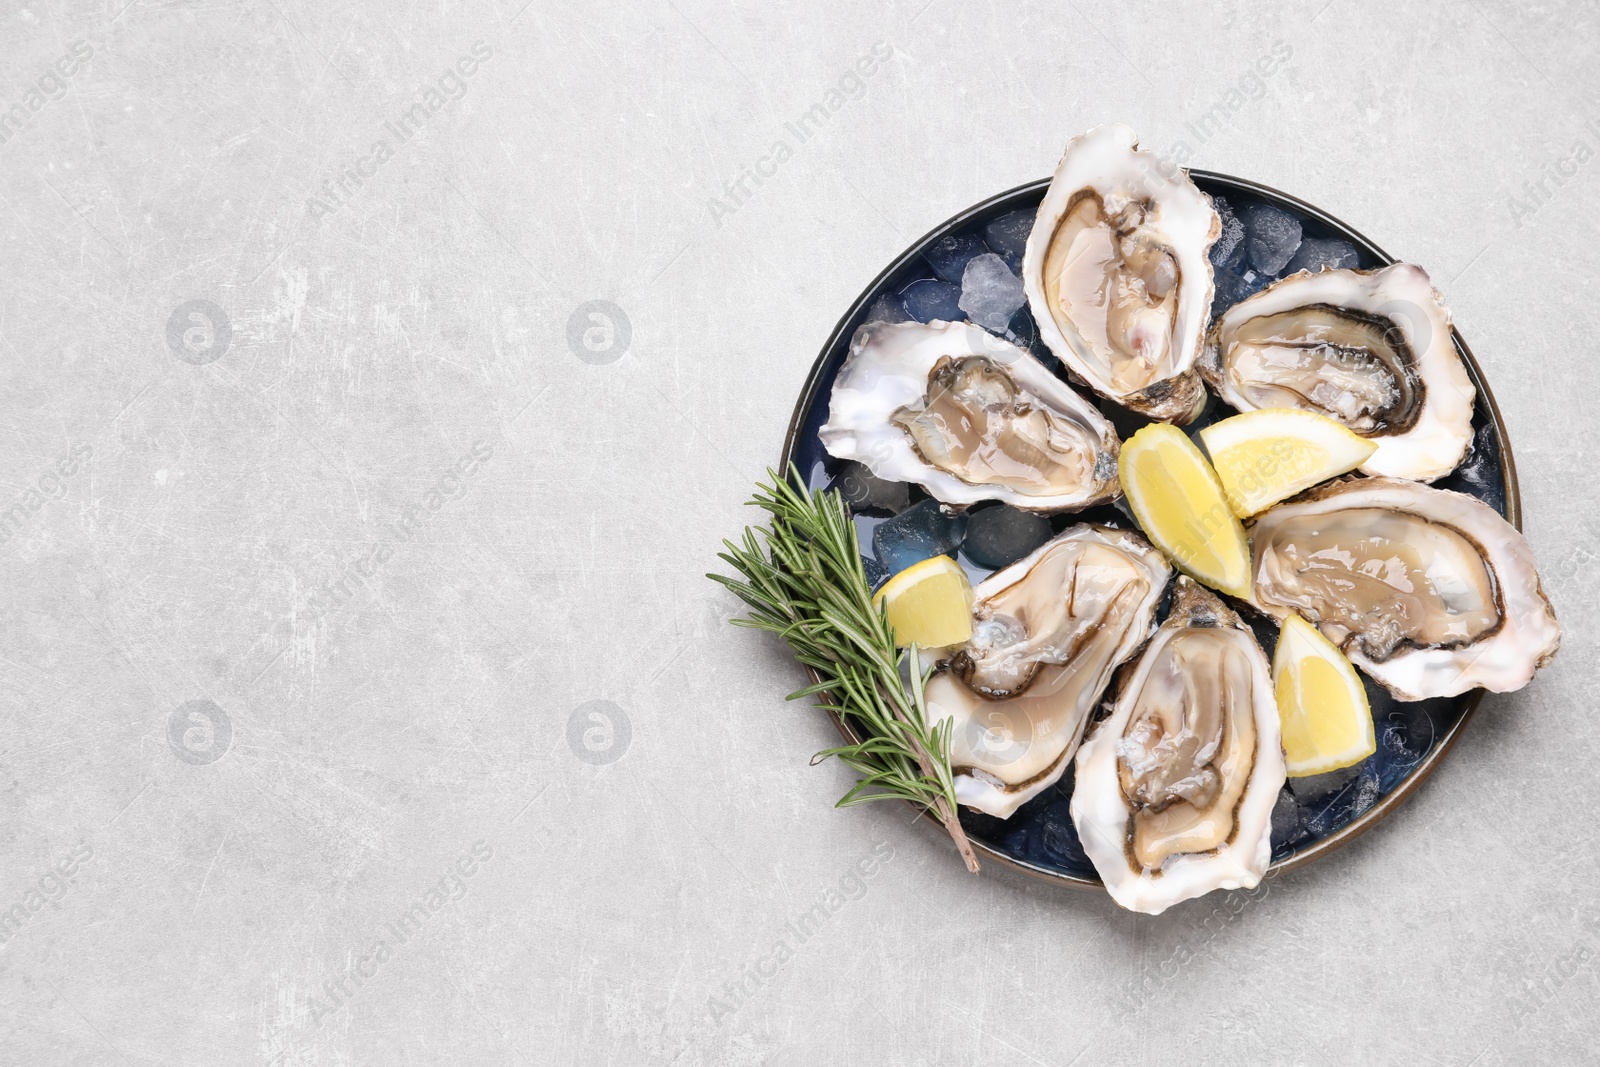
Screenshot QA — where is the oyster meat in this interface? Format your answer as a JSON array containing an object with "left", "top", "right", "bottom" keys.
[
  {"left": 1201, "top": 263, "right": 1474, "bottom": 482},
  {"left": 1022, "top": 124, "right": 1220, "bottom": 422},
  {"left": 1072, "top": 578, "right": 1285, "bottom": 914},
  {"left": 1248, "top": 477, "right": 1560, "bottom": 700},
  {"left": 923, "top": 525, "right": 1171, "bottom": 819},
  {"left": 819, "top": 320, "right": 1121, "bottom": 510}
]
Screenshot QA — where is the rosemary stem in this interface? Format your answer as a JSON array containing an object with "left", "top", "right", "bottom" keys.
[{"left": 709, "top": 466, "right": 980, "bottom": 875}]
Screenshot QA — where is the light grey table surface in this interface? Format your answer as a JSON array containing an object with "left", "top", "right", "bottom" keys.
[{"left": 1, "top": 1, "right": 1596, "bottom": 1064}]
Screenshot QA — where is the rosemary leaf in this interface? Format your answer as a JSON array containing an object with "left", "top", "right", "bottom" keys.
[{"left": 707, "top": 466, "right": 980, "bottom": 874}]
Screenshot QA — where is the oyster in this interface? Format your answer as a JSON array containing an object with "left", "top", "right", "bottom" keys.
[
  {"left": 1201, "top": 264, "right": 1474, "bottom": 482},
  {"left": 1072, "top": 578, "right": 1285, "bottom": 914},
  {"left": 923, "top": 525, "right": 1170, "bottom": 819},
  {"left": 819, "top": 320, "right": 1121, "bottom": 511},
  {"left": 1248, "top": 477, "right": 1560, "bottom": 701},
  {"left": 1022, "top": 125, "right": 1219, "bottom": 422}
]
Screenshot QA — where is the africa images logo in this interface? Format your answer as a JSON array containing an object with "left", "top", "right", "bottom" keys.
[
  {"left": 705, "top": 42, "right": 894, "bottom": 227},
  {"left": 0, "top": 40, "right": 93, "bottom": 149},
  {"left": 167, "top": 699, "right": 233, "bottom": 765},
  {"left": 0, "top": 444, "right": 92, "bottom": 549},
  {"left": 303, "top": 841, "right": 494, "bottom": 1029},
  {"left": 0, "top": 842, "right": 94, "bottom": 955},
  {"left": 306, "top": 42, "right": 494, "bottom": 222}
]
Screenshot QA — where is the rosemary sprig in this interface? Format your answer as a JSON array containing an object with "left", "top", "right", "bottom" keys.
[{"left": 708, "top": 466, "right": 980, "bottom": 874}]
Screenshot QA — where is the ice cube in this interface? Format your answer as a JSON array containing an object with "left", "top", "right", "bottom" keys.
[
  {"left": 1283, "top": 237, "right": 1360, "bottom": 276},
  {"left": 983, "top": 208, "right": 1035, "bottom": 273},
  {"left": 1242, "top": 202, "right": 1303, "bottom": 275},
  {"left": 924, "top": 231, "right": 987, "bottom": 283},
  {"left": 958, "top": 253, "right": 1027, "bottom": 331},
  {"left": 1288, "top": 762, "right": 1361, "bottom": 804},
  {"left": 872, "top": 498, "right": 965, "bottom": 575},
  {"left": 853, "top": 513, "right": 888, "bottom": 559},
  {"left": 1372, "top": 699, "right": 1439, "bottom": 791},
  {"left": 1209, "top": 195, "right": 1247, "bottom": 271},
  {"left": 1270, "top": 785, "right": 1307, "bottom": 852},
  {"left": 961, "top": 504, "right": 1052, "bottom": 569},
  {"left": 1299, "top": 758, "right": 1381, "bottom": 838},
  {"left": 1008, "top": 306, "right": 1062, "bottom": 371},
  {"left": 1435, "top": 421, "right": 1504, "bottom": 516},
  {"left": 1004, "top": 305, "right": 1039, "bottom": 351},
  {"left": 902, "top": 278, "right": 964, "bottom": 323},
  {"left": 830, "top": 461, "right": 912, "bottom": 514},
  {"left": 1347, "top": 764, "right": 1382, "bottom": 819},
  {"left": 1040, "top": 812, "right": 1090, "bottom": 868},
  {"left": 862, "top": 293, "right": 909, "bottom": 325},
  {"left": 862, "top": 554, "right": 888, "bottom": 590},
  {"left": 1210, "top": 266, "right": 1268, "bottom": 318}
]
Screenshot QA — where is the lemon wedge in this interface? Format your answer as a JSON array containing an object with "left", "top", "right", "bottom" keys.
[
  {"left": 1272, "top": 613, "right": 1376, "bottom": 776},
  {"left": 1198, "top": 408, "right": 1378, "bottom": 518},
  {"left": 872, "top": 554, "right": 974, "bottom": 648},
  {"left": 1118, "top": 423, "right": 1252, "bottom": 599}
]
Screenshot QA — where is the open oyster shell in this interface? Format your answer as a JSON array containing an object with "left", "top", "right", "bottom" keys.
[
  {"left": 1201, "top": 263, "right": 1475, "bottom": 482},
  {"left": 1072, "top": 578, "right": 1285, "bottom": 914},
  {"left": 818, "top": 320, "right": 1121, "bottom": 511},
  {"left": 922, "top": 525, "right": 1170, "bottom": 819},
  {"left": 1247, "top": 477, "right": 1560, "bottom": 701},
  {"left": 1022, "top": 124, "right": 1219, "bottom": 422}
]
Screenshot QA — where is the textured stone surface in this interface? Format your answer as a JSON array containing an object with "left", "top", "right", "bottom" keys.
[{"left": 1, "top": 1, "right": 1597, "bottom": 1064}]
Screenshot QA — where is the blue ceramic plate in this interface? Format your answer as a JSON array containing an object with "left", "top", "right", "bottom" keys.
[{"left": 780, "top": 172, "right": 1520, "bottom": 888}]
